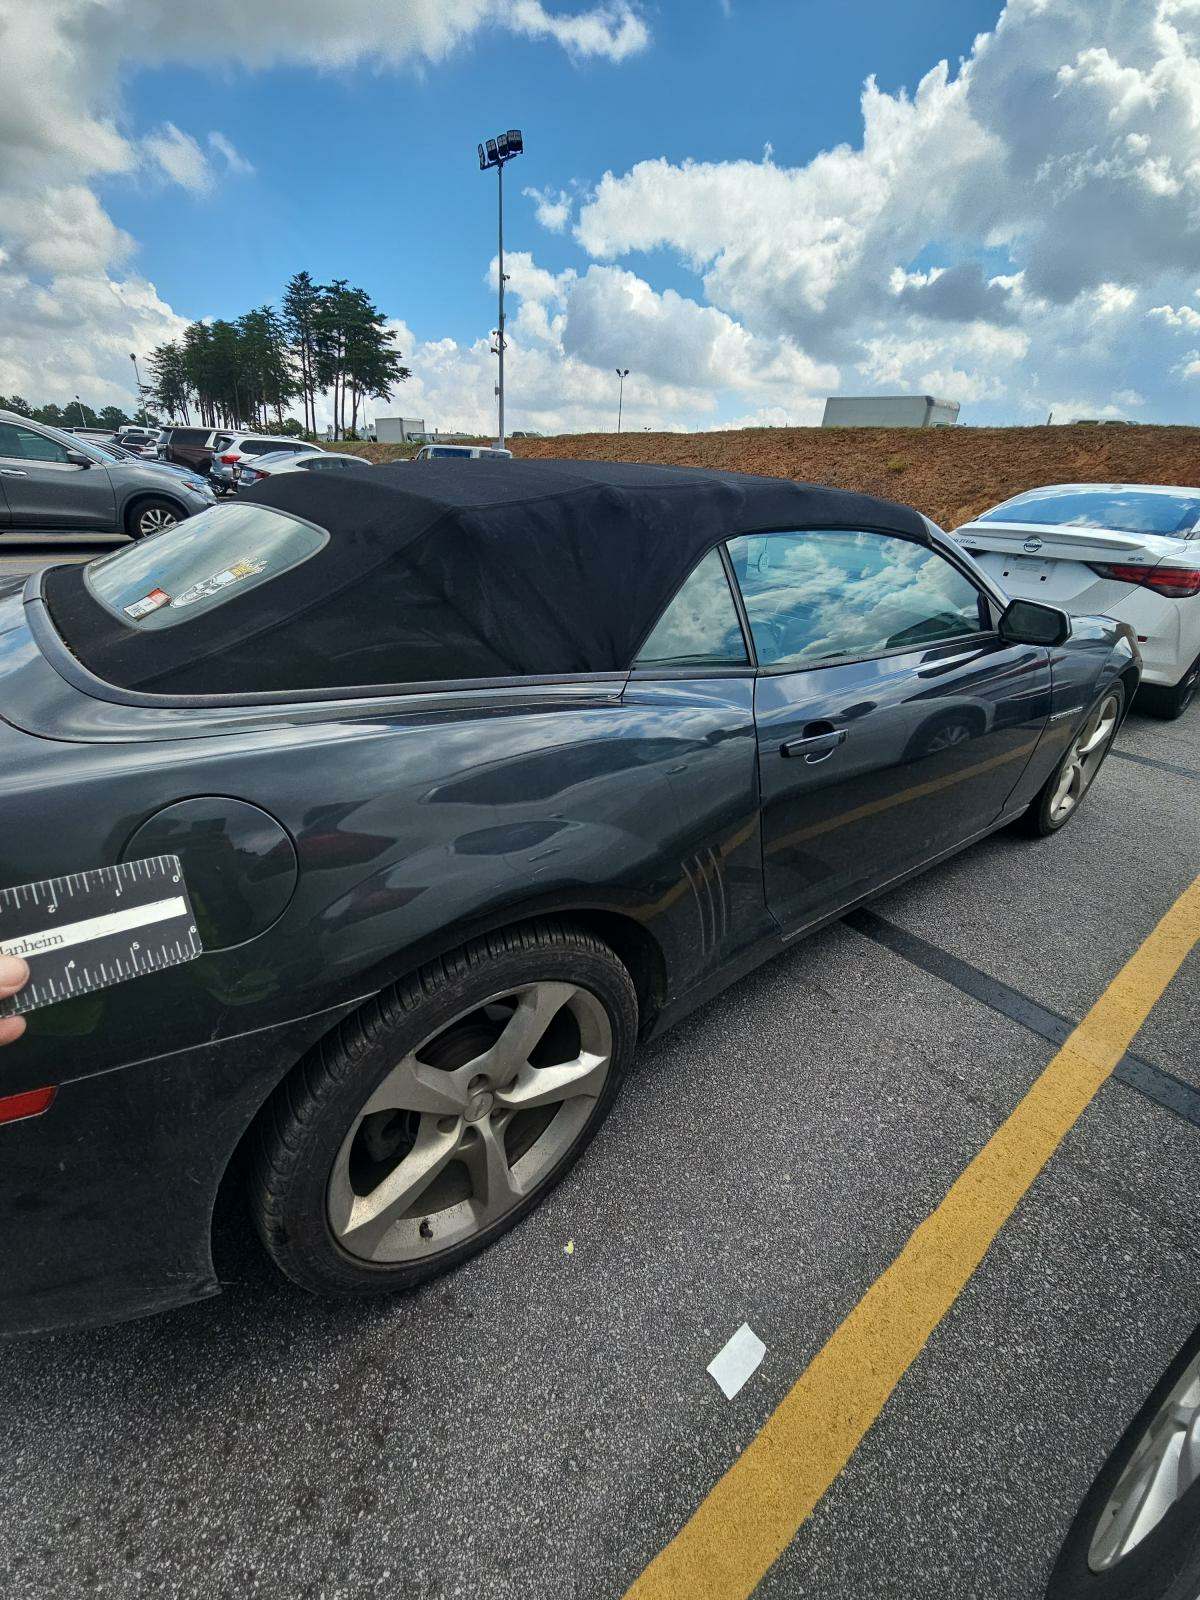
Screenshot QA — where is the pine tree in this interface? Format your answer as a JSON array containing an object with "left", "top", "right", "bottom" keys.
[
  {"left": 148, "top": 341, "right": 192, "bottom": 423},
  {"left": 282, "top": 271, "right": 321, "bottom": 436},
  {"left": 342, "top": 287, "right": 410, "bottom": 434}
]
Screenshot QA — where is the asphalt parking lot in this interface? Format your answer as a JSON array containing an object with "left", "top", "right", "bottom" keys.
[{"left": 1, "top": 536, "right": 1198, "bottom": 1600}]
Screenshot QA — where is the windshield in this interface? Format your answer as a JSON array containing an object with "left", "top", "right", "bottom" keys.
[
  {"left": 75, "top": 438, "right": 124, "bottom": 465},
  {"left": 977, "top": 487, "right": 1200, "bottom": 536},
  {"left": 84, "top": 501, "right": 328, "bottom": 629}
]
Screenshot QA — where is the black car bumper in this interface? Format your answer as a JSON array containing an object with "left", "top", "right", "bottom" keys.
[{"left": 0, "top": 1001, "right": 358, "bottom": 1339}]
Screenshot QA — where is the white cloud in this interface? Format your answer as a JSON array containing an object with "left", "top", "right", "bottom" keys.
[
  {"left": 1149, "top": 301, "right": 1200, "bottom": 330},
  {"left": 572, "top": 0, "right": 1200, "bottom": 417},
  {"left": 507, "top": 0, "right": 648, "bottom": 60},
  {"left": 208, "top": 131, "right": 255, "bottom": 176},
  {"left": 1, "top": 187, "right": 134, "bottom": 278},
  {"left": 1090, "top": 282, "right": 1137, "bottom": 318},
  {"left": 857, "top": 326, "right": 1028, "bottom": 404},
  {"left": 554, "top": 263, "right": 838, "bottom": 400},
  {"left": 143, "top": 123, "right": 214, "bottom": 193},
  {"left": 0, "top": 267, "right": 188, "bottom": 407},
  {"left": 1040, "top": 396, "right": 1143, "bottom": 421},
  {"left": 524, "top": 185, "right": 573, "bottom": 232},
  {"left": 370, "top": 252, "right": 838, "bottom": 436}
]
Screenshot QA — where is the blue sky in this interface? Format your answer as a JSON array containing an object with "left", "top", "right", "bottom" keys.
[
  {"left": 4, "top": 1, "right": 1200, "bottom": 434},
  {"left": 107, "top": 0, "right": 1003, "bottom": 352}
]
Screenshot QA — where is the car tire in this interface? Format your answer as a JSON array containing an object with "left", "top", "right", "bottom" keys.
[
  {"left": 249, "top": 920, "right": 638, "bottom": 1297},
  {"left": 1022, "top": 682, "right": 1124, "bottom": 837},
  {"left": 126, "top": 495, "right": 185, "bottom": 540},
  {"left": 1045, "top": 1321, "right": 1200, "bottom": 1600},
  {"left": 1139, "top": 656, "right": 1199, "bottom": 721}
]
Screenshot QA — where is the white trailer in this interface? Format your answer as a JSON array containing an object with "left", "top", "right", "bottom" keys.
[
  {"left": 821, "top": 395, "right": 960, "bottom": 428},
  {"left": 375, "top": 416, "right": 427, "bottom": 443}
]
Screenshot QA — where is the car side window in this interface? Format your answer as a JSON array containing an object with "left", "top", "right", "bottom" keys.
[
  {"left": 0, "top": 422, "right": 69, "bottom": 463},
  {"left": 634, "top": 547, "right": 749, "bottom": 669},
  {"left": 726, "top": 529, "right": 988, "bottom": 669}
]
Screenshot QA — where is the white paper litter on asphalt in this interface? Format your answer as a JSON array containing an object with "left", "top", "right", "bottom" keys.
[{"left": 706, "top": 1323, "right": 766, "bottom": 1399}]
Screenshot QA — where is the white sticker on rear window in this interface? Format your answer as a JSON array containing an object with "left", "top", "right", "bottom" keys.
[
  {"left": 124, "top": 587, "right": 171, "bottom": 619},
  {"left": 170, "top": 557, "right": 267, "bottom": 610}
]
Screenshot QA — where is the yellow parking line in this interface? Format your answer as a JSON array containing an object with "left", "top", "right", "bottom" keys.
[{"left": 625, "top": 875, "right": 1200, "bottom": 1600}]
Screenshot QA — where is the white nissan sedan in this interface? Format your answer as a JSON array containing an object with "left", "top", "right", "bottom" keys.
[{"left": 954, "top": 484, "right": 1200, "bottom": 719}]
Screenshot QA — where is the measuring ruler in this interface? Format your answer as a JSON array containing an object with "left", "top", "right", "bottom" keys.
[{"left": 0, "top": 856, "right": 202, "bottom": 1018}]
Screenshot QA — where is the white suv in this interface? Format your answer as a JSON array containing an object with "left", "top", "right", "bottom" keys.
[{"left": 209, "top": 432, "right": 321, "bottom": 492}]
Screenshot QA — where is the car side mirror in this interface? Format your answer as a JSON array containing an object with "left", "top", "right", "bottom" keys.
[
  {"left": 65, "top": 449, "right": 92, "bottom": 468},
  {"left": 998, "top": 597, "right": 1071, "bottom": 647}
]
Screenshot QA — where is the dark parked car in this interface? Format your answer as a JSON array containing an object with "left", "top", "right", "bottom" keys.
[
  {"left": 0, "top": 461, "right": 1139, "bottom": 1336},
  {"left": 158, "top": 425, "right": 220, "bottom": 476}
]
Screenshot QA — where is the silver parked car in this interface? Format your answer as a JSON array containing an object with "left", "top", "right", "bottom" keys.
[
  {"left": 112, "top": 426, "right": 163, "bottom": 458},
  {"left": 234, "top": 449, "right": 373, "bottom": 490},
  {"left": 0, "top": 410, "right": 214, "bottom": 539},
  {"left": 208, "top": 432, "right": 322, "bottom": 491}
]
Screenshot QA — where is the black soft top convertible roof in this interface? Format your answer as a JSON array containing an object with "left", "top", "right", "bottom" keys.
[{"left": 44, "top": 458, "right": 932, "bottom": 697}]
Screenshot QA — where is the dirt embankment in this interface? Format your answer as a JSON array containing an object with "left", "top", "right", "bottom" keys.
[
  {"left": 512, "top": 426, "right": 1200, "bottom": 527},
  {"left": 331, "top": 425, "right": 1200, "bottom": 527}
]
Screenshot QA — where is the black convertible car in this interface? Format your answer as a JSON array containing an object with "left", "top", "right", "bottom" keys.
[{"left": 0, "top": 460, "right": 1138, "bottom": 1335}]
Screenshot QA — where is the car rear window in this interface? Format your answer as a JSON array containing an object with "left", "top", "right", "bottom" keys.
[
  {"left": 977, "top": 488, "right": 1200, "bottom": 536},
  {"left": 83, "top": 502, "right": 328, "bottom": 629}
]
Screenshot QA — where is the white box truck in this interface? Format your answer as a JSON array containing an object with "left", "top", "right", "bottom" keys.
[
  {"left": 821, "top": 395, "right": 960, "bottom": 428},
  {"left": 375, "top": 416, "right": 427, "bottom": 444}
]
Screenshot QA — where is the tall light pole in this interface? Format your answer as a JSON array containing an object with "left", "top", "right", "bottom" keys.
[
  {"left": 616, "top": 368, "right": 629, "bottom": 435},
  {"left": 477, "top": 129, "right": 523, "bottom": 450},
  {"left": 129, "top": 351, "right": 145, "bottom": 424},
  {"left": 73, "top": 394, "right": 86, "bottom": 426}
]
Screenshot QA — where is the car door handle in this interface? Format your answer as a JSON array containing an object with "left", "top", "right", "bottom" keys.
[
  {"left": 780, "top": 728, "right": 847, "bottom": 762},
  {"left": 0, "top": 467, "right": 29, "bottom": 477}
]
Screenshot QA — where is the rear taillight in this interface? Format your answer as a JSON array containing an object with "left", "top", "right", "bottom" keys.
[
  {"left": 1087, "top": 562, "right": 1200, "bottom": 598},
  {"left": 0, "top": 1085, "right": 56, "bottom": 1126},
  {"left": 219, "top": 453, "right": 240, "bottom": 465}
]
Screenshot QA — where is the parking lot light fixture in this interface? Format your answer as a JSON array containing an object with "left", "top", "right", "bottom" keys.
[
  {"left": 476, "top": 128, "right": 524, "bottom": 450},
  {"left": 616, "top": 369, "right": 630, "bottom": 435},
  {"left": 129, "top": 352, "right": 146, "bottom": 425}
]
